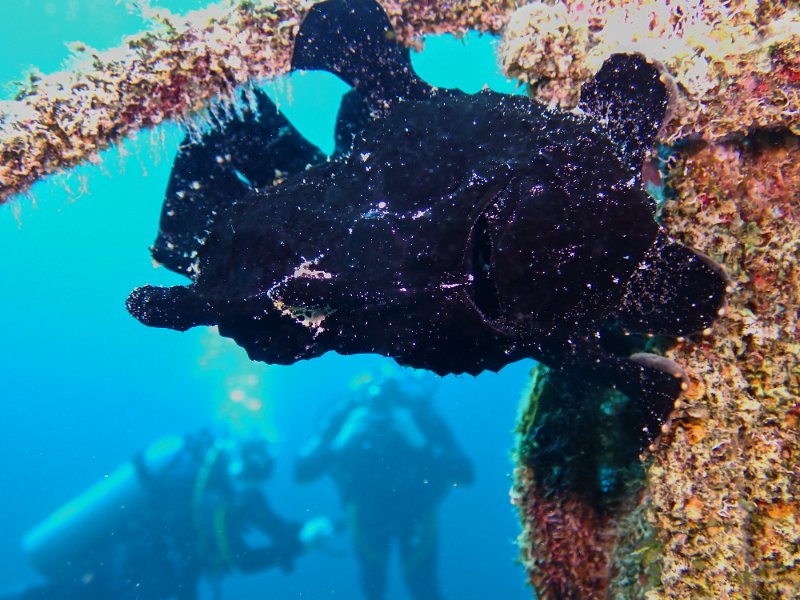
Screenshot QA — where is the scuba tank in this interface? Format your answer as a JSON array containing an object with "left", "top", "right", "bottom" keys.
[{"left": 22, "top": 435, "right": 185, "bottom": 581}]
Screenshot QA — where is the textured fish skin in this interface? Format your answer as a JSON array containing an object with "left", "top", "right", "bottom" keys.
[{"left": 128, "top": 0, "right": 727, "bottom": 432}]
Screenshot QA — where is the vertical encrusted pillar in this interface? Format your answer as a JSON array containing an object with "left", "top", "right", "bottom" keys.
[
  {"left": 513, "top": 366, "right": 651, "bottom": 598},
  {"left": 643, "top": 133, "right": 800, "bottom": 597},
  {"left": 507, "top": 1, "right": 800, "bottom": 597}
]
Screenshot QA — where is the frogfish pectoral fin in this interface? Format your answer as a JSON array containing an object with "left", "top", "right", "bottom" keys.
[
  {"left": 627, "top": 358, "right": 684, "bottom": 443},
  {"left": 618, "top": 234, "right": 728, "bottom": 337},
  {"left": 541, "top": 335, "right": 683, "bottom": 445},
  {"left": 578, "top": 352, "right": 683, "bottom": 444},
  {"left": 126, "top": 285, "right": 213, "bottom": 331}
]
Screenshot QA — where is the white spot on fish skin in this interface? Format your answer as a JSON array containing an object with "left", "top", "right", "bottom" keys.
[
  {"left": 186, "top": 259, "right": 201, "bottom": 277},
  {"left": 292, "top": 257, "right": 333, "bottom": 280},
  {"left": 411, "top": 209, "right": 429, "bottom": 220},
  {"left": 360, "top": 152, "right": 371, "bottom": 162},
  {"left": 190, "top": 181, "right": 201, "bottom": 190},
  {"left": 176, "top": 191, "right": 186, "bottom": 199},
  {"left": 269, "top": 297, "right": 335, "bottom": 337},
  {"left": 362, "top": 202, "right": 390, "bottom": 219},
  {"left": 265, "top": 257, "right": 337, "bottom": 336}
]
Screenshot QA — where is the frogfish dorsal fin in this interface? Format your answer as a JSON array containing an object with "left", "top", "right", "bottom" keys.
[
  {"left": 579, "top": 53, "right": 669, "bottom": 175},
  {"left": 292, "top": 0, "right": 431, "bottom": 111},
  {"left": 154, "top": 90, "right": 324, "bottom": 277}
]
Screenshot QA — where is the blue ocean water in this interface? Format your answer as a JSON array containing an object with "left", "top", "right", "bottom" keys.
[{"left": 0, "top": 2, "right": 534, "bottom": 599}]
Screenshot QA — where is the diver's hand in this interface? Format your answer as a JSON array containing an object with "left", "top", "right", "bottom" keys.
[{"left": 300, "top": 516, "right": 335, "bottom": 552}]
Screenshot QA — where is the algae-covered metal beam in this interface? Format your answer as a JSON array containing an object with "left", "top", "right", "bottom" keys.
[
  {"left": 500, "top": 0, "right": 800, "bottom": 141},
  {"left": 0, "top": 0, "right": 519, "bottom": 204}
]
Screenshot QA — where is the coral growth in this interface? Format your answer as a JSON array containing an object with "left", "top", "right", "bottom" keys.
[
  {"left": 500, "top": 0, "right": 800, "bottom": 140},
  {"left": 642, "top": 132, "right": 800, "bottom": 598},
  {"left": 513, "top": 466, "right": 616, "bottom": 599},
  {"left": 500, "top": 2, "right": 591, "bottom": 107},
  {"left": 382, "top": 0, "right": 521, "bottom": 45}
]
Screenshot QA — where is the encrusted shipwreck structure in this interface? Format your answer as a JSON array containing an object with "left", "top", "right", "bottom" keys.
[
  {"left": 508, "top": 1, "right": 800, "bottom": 598},
  {"left": 2, "top": 0, "right": 799, "bottom": 598},
  {"left": 513, "top": 130, "right": 800, "bottom": 600}
]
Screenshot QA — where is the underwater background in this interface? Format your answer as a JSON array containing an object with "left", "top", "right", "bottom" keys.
[{"left": 0, "top": 1, "right": 534, "bottom": 599}]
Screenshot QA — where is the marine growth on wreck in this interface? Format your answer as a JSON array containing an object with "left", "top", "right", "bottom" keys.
[{"left": 505, "top": 1, "right": 800, "bottom": 598}]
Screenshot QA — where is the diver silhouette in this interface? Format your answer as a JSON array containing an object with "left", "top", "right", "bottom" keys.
[
  {"left": 295, "top": 375, "right": 474, "bottom": 600},
  {"left": 9, "top": 431, "right": 332, "bottom": 600}
]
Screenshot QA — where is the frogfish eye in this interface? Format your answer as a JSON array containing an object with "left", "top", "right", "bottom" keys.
[
  {"left": 467, "top": 174, "right": 583, "bottom": 325},
  {"left": 469, "top": 205, "right": 502, "bottom": 320}
]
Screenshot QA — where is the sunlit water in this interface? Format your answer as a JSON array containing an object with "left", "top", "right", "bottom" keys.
[{"left": 0, "top": 3, "right": 535, "bottom": 599}]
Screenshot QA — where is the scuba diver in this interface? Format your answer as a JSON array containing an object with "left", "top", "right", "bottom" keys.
[
  {"left": 10, "top": 431, "right": 332, "bottom": 600},
  {"left": 295, "top": 374, "right": 474, "bottom": 600}
]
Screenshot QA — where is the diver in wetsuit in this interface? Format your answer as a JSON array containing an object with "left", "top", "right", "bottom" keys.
[
  {"left": 12, "top": 432, "right": 332, "bottom": 600},
  {"left": 295, "top": 376, "right": 474, "bottom": 600}
]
